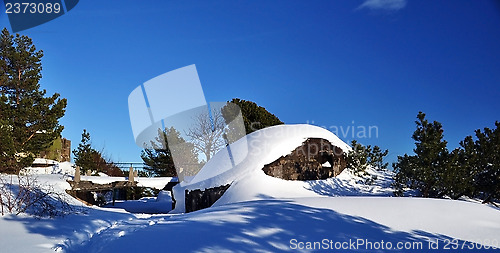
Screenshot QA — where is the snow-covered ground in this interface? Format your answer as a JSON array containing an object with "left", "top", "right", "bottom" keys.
[
  {"left": 1, "top": 124, "right": 499, "bottom": 252},
  {"left": 24, "top": 160, "right": 176, "bottom": 190}
]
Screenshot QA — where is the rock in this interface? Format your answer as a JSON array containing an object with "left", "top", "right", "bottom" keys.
[
  {"left": 185, "top": 184, "right": 231, "bottom": 213},
  {"left": 262, "top": 138, "right": 346, "bottom": 180}
]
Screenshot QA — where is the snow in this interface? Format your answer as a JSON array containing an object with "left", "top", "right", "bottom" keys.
[
  {"left": 172, "top": 124, "right": 351, "bottom": 213},
  {"left": 0, "top": 214, "right": 60, "bottom": 252},
  {"left": 23, "top": 160, "right": 75, "bottom": 176},
  {"left": 102, "top": 191, "right": 173, "bottom": 214},
  {"left": 33, "top": 158, "right": 58, "bottom": 165},
  {"left": 103, "top": 197, "right": 172, "bottom": 214},
  {"left": 1, "top": 124, "right": 500, "bottom": 252},
  {"left": 187, "top": 124, "right": 350, "bottom": 187},
  {"left": 22, "top": 160, "right": 176, "bottom": 190},
  {"left": 79, "top": 176, "right": 176, "bottom": 190}
]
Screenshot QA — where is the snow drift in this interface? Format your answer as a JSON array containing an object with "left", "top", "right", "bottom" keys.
[{"left": 172, "top": 124, "right": 351, "bottom": 213}]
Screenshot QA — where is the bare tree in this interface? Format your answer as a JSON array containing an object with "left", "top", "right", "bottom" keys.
[
  {"left": 0, "top": 174, "right": 76, "bottom": 217},
  {"left": 186, "top": 110, "right": 226, "bottom": 161}
]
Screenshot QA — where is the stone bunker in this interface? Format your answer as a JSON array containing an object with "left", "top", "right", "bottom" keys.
[{"left": 262, "top": 138, "right": 347, "bottom": 180}]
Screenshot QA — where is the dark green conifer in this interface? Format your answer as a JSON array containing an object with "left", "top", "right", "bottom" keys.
[
  {"left": 225, "top": 98, "right": 283, "bottom": 134},
  {"left": 0, "top": 28, "right": 67, "bottom": 174},
  {"left": 393, "top": 112, "right": 449, "bottom": 197},
  {"left": 141, "top": 127, "right": 199, "bottom": 177}
]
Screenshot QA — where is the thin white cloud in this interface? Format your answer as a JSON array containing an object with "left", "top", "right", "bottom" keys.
[{"left": 357, "top": 0, "right": 407, "bottom": 11}]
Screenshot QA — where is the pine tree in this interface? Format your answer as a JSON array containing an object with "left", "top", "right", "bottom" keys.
[
  {"left": 470, "top": 122, "right": 500, "bottom": 203},
  {"left": 72, "top": 129, "right": 121, "bottom": 176},
  {"left": 224, "top": 98, "right": 283, "bottom": 134},
  {"left": 347, "top": 140, "right": 388, "bottom": 175},
  {"left": 346, "top": 140, "right": 370, "bottom": 175},
  {"left": 141, "top": 128, "right": 177, "bottom": 177},
  {"left": 0, "top": 28, "right": 67, "bottom": 174},
  {"left": 393, "top": 112, "right": 449, "bottom": 197},
  {"left": 368, "top": 145, "right": 389, "bottom": 170},
  {"left": 141, "top": 127, "right": 199, "bottom": 177},
  {"left": 73, "top": 129, "right": 97, "bottom": 174},
  {"left": 442, "top": 147, "right": 474, "bottom": 200}
]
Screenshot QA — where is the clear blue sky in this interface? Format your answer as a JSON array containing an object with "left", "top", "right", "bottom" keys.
[{"left": 1, "top": 0, "right": 499, "bottom": 165}]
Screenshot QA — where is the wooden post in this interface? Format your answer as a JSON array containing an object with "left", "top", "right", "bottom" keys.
[
  {"left": 74, "top": 166, "right": 81, "bottom": 183},
  {"left": 128, "top": 166, "right": 134, "bottom": 183}
]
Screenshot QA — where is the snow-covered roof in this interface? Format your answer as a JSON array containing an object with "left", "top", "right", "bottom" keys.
[
  {"left": 32, "top": 158, "right": 58, "bottom": 165},
  {"left": 172, "top": 124, "right": 350, "bottom": 213}
]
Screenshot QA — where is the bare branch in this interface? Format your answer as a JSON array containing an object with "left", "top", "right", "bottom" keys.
[{"left": 186, "top": 110, "right": 226, "bottom": 161}]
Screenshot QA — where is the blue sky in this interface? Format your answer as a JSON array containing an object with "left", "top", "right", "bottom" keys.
[{"left": 1, "top": 0, "right": 499, "bottom": 165}]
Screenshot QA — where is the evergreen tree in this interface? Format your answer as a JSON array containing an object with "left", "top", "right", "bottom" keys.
[
  {"left": 0, "top": 28, "right": 67, "bottom": 174},
  {"left": 72, "top": 129, "right": 121, "bottom": 175},
  {"left": 141, "top": 127, "right": 199, "bottom": 177},
  {"left": 346, "top": 140, "right": 370, "bottom": 175},
  {"left": 393, "top": 112, "right": 449, "bottom": 197},
  {"left": 141, "top": 148, "right": 175, "bottom": 177},
  {"left": 73, "top": 129, "right": 97, "bottom": 174},
  {"left": 224, "top": 98, "right": 283, "bottom": 134},
  {"left": 368, "top": 145, "right": 389, "bottom": 170},
  {"left": 442, "top": 147, "right": 474, "bottom": 199},
  {"left": 346, "top": 140, "right": 389, "bottom": 175},
  {"left": 469, "top": 122, "right": 500, "bottom": 203}
]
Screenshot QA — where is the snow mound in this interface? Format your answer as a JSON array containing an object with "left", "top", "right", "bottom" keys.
[
  {"left": 23, "top": 160, "right": 75, "bottom": 176},
  {"left": 172, "top": 124, "right": 351, "bottom": 213}
]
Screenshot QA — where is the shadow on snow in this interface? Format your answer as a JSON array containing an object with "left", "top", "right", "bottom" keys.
[{"left": 48, "top": 197, "right": 500, "bottom": 252}]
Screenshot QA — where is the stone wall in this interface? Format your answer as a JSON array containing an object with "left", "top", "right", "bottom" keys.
[
  {"left": 39, "top": 137, "right": 71, "bottom": 162},
  {"left": 262, "top": 138, "right": 346, "bottom": 180},
  {"left": 185, "top": 184, "right": 231, "bottom": 213}
]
